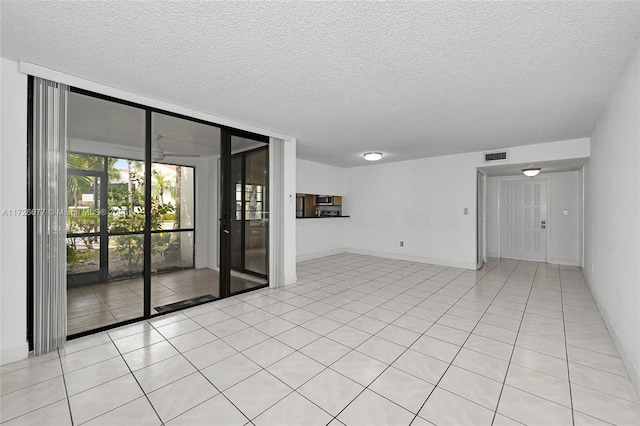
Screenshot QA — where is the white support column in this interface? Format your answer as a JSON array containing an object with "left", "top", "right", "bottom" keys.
[
  {"left": 268, "top": 137, "right": 297, "bottom": 288},
  {"left": 283, "top": 138, "right": 297, "bottom": 285}
]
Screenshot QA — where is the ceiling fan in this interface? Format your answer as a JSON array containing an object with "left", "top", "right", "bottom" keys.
[{"left": 152, "top": 135, "right": 202, "bottom": 161}]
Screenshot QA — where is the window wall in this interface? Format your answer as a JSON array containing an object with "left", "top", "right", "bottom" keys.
[{"left": 36, "top": 85, "right": 271, "bottom": 339}]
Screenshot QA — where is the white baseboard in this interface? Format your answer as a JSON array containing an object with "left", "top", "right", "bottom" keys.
[
  {"left": 284, "top": 274, "right": 298, "bottom": 286},
  {"left": 0, "top": 342, "right": 29, "bottom": 366},
  {"left": 583, "top": 275, "right": 640, "bottom": 398},
  {"left": 296, "top": 248, "right": 347, "bottom": 263},
  {"left": 344, "top": 248, "right": 477, "bottom": 270},
  {"left": 550, "top": 257, "right": 580, "bottom": 267},
  {"left": 487, "top": 251, "right": 499, "bottom": 258}
]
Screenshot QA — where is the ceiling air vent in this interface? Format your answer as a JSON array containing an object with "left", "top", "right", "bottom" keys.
[{"left": 483, "top": 151, "right": 508, "bottom": 162}]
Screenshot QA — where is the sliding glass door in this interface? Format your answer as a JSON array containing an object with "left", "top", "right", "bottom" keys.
[{"left": 32, "top": 82, "right": 271, "bottom": 342}]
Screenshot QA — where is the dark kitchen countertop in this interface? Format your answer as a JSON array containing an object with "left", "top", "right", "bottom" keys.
[{"left": 297, "top": 216, "right": 350, "bottom": 219}]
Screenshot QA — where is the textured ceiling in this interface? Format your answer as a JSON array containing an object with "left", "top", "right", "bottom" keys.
[{"left": 2, "top": 1, "right": 640, "bottom": 167}]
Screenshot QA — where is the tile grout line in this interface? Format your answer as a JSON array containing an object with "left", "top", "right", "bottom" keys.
[
  {"left": 558, "top": 266, "right": 577, "bottom": 426},
  {"left": 489, "top": 261, "right": 539, "bottom": 426},
  {"left": 97, "top": 327, "right": 166, "bottom": 426},
  {"left": 55, "top": 348, "right": 77, "bottom": 426},
  {"left": 405, "top": 259, "right": 524, "bottom": 425}
]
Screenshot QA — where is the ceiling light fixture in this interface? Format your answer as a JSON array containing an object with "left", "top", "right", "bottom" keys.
[
  {"left": 522, "top": 166, "right": 541, "bottom": 177},
  {"left": 363, "top": 152, "right": 383, "bottom": 161}
]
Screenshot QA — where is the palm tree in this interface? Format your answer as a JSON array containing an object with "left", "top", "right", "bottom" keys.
[
  {"left": 67, "top": 154, "right": 94, "bottom": 209},
  {"left": 152, "top": 169, "right": 174, "bottom": 205}
]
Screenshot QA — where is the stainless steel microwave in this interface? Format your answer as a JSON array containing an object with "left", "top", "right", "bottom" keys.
[{"left": 316, "top": 195, "right": 333, "bottom": 205}]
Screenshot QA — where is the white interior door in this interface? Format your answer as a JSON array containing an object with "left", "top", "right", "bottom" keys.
[{"left": 500, "top": 178, "right": 548, "bottom": 262}]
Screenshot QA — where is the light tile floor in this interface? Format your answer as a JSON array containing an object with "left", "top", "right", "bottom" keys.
[
  {"left": 2, "top": 254, "right": 640, "bottom": 425},
  {"left": 67, "top": 269, "right": 265, "bottom": 335}
]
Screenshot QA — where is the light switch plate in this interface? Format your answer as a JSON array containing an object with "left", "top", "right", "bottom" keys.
[{"left": 463, "top": 208, "right": 468, "bottom": 215}]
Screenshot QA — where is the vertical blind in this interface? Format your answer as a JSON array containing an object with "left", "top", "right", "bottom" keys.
[
  {"left": 32, "top": 77, "right": 68, "bottom": 354},
  {"left": 269, "top": 138, "right": 285, "bottom": 288}
]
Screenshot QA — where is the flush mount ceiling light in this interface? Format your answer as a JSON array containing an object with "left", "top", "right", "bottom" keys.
[
  {"left": 363, "top": 152, "right": 383, "bottom": 161},
  {"left": 522, "top": 166, "right": 541, "bottom": 177}
]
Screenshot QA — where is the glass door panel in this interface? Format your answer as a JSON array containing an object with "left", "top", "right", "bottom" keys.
[
  {"left": 244, "top": 148, "right": 268, "bottom": 276},
  {"left": 230, "top": 154, "right": 243, "bottom": 271},
  {"left": 66, "top": 92, "right": 146, "bottom": 335},
  {"left": 150, "top": 112, "right": 220, "bottom": 314},
  {"left": 226, "top": 135, "right": 269, "bottom": 296}
]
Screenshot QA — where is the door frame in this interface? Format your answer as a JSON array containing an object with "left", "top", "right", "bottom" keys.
[
  {"left": 229, "top": 145, "right": 270, "bottom": 280},
  {"left": 497, "top": 175, "right": 551, "bottom": 263},
  {"left": 219, "top": 129, "right": 270, "bottom": 298},
  {"left": 476, "top": 170, "right": 487, "bottom": 270}
]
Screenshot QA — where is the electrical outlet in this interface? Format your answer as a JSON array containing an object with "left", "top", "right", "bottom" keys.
[
  {"left": 563, "top": 210, "right": 570, "bottom": 216},
  {"left": 463, "top": 208, "right": 469, "bottom": 215},
  {"left": 400, "top": 241, "right": 404, "bottom": 247}
]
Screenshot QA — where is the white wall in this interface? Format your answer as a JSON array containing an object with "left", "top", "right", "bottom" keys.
[
  {"left": 296, "top": 159, "right": 348, "bottom": 261},
  {"left": 0, "top": 58, "right": 29, "bottom": 364},
  {"left": 172, "top": 157, "right": 214, "bottom": 271},
  {"left": 584, "top": 41, "right": 640, "bottom": 393},
  {"left": 296, "top": 159, "right": 347, "bottom": 195},
  {"left": 549, "top": 171, "right": 581, "bottom": 265},
  {"left": 347, "top": 152, "right": 479, "bottom": 268},
  {"left": 345, "top": 139, "right": 590, "bottom": 270},
  {"left": 485, "top": 172, "right": 581, "bottom": 266},
  {"left": 297, "top": 219, "right": 348, "bottom": 261}
]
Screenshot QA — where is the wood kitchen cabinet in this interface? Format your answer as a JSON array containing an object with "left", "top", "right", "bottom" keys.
[{"left": 296, "top": 193, "right": 347, "bottom": 218}]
